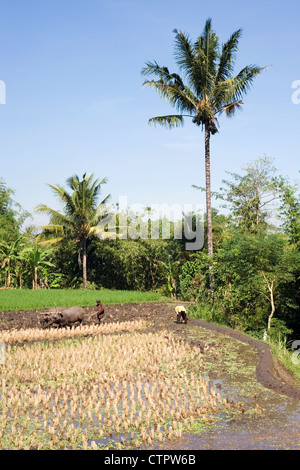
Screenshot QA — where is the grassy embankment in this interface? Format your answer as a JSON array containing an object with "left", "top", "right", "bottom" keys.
[{"left": 0, "top": 289, "right": 167, "bottom": 313}]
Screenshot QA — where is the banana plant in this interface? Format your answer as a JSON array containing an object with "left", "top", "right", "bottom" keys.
[
  {"left": 0, "top": 237, "right": 25, "bottom": 288},
  {"left": 24, "top": 246, "right": 56, "bottom": 289},
  {"left": 159, "top": 257, "right": 180, "bottom": 299}
]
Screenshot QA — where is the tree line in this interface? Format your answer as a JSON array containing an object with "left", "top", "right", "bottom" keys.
[{"left": 0, "top": 156, "right": 299, "bottom": 341}]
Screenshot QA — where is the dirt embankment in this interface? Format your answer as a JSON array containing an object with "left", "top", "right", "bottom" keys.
[
  {"left": 190, "top": 318, "right": 300, "bottom": 400},
  {"left": 0, "top": 302, "right": 299, "bottom": 399}
]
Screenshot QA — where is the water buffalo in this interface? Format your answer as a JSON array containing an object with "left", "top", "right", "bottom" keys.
[{"left": 42, "top": 306, "right": 85, "bottom": 328}]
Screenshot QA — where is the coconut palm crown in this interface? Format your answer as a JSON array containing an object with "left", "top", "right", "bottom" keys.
[{"left": 142, "top": 18, "right": 266, "bottom": 257}]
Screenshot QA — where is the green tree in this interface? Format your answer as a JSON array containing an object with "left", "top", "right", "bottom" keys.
[
  {"left": 253, "top": 234, "right": 300, "bottom": 332},
  {"left": 214, "top": 232, "right": 300, "bottom": 333},
  {"left": 0, "top": 179, "right": 15, "bottom": 217},
  {"left": 276, "top": 175, "right": 300, "bottom": 246},
  {"left": 0, "top": 179, "right": 30, "bottom": 244},
  {"left": 215, "top": 156, "right": 279, "bottom": 233},
  {"left": 142, "top": 18, "right": 265, "bottom": 259},
  {"left": 35, "top": 173, "right": 111, "bottom": 290}
]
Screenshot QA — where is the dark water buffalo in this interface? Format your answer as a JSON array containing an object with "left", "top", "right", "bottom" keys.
[{"left": 43, "top": 306, "right": 85, "bottom": 328}]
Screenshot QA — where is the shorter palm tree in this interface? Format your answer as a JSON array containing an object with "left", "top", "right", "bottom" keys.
[{"left": 35, "top": 173, "right": 111, "bottom": 290}]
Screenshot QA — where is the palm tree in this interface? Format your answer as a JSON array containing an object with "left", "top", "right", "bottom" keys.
[
  {"left": 35, "top": 173, "right": 111, "bottom": 290},
  {"left": 141, "top": 18, "right": 266, "bottom": 258}
]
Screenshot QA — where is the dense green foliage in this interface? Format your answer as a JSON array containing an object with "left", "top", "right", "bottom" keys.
[{"left": 185, "top": 158, "right": 300, "bottom": 340}]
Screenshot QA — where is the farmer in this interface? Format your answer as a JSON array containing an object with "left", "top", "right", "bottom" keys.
[
  {"left": 175, "top": 305, "right": 187, "bottom": 324},
  {"left": 95, "top": 299, "right": 105, "bottom": 323}
]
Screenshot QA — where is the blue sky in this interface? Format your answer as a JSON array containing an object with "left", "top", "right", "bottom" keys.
[{"left": 0, "top": 0, "right": 299, "bottom": 227}]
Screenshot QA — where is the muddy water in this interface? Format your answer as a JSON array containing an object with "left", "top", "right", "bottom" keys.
[
  {"left": 154, "top": 329, "right": 300, "bottom": 450},
  {"left": 154, "top": 414, "right": 300, "bottom": 450},
  {"left": 153, "top": 395, "right": 300, "bottom": 450}
]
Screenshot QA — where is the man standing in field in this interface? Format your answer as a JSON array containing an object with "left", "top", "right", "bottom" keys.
[{"left": 95, "top": 299, "right": 105, "bottom": 323}]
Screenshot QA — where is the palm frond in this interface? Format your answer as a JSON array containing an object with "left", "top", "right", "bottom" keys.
[
  {"left": 66, "top": 174, "right": 80, "bottom": 191},
  {"left": 173, "top": 29, "right": 210, "bottom": 97},
  {"left": 192, "top": 19, "right": 219, "bottom": 96},
  {"left": 34, "top": 204, "right": 71, "bottom": 223},
  {"left": 141, "top": 61, "right": 173, "bottom": 82},
  {"left": 226, "top": 65, "right": 266, "bottom": 102},
  {"left": 143, "top": 79, "right": 197, "bottom": 114},
  {"left": 37, "top": 237, "right": 64, "bottom": 245},
  {"left": 96, "top": 193, "right": 111, "bottom": 210},
  {"left": 173, "top": 30, "right": 196, "bottom": 79},
  {"left": 148, "top": 115, "right": 185, "bottom": 129},
  {"left": 215, "top": 28, "right": 243, "bottom": 83},
  {"left": 38, "top": 224, "right": 65, "bottom": 234},
  {"left": 221, "top": 100, "right": 244, "bottom": 117},
  {"left": 210, "top": 77, "right": 235, "bottom": 109},
  {"left": 47, "top": 184, "right": 74, "bottom": 208},
  {"left": 194, "top": 18, "right": 219, "bottom": 77},
  {"left": 67, "top": 173, "right": 95, "bottom": 191}
]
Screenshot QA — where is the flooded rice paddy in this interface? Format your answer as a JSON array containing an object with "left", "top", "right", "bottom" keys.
[{"left": 0, "top": 302, "right": 299, "bottom": 450}]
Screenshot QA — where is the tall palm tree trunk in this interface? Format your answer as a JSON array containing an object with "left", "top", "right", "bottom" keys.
[
  {"left": 205, "top": 124, "right": 215, "bottom": 292},
  {"left": 82, "top": 239, "right": 87, "bottom": 290},
  {"left": 205, "top": 124, "right": 213, "bottom": 257}
]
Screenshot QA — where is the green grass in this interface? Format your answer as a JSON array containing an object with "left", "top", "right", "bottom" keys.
[
  {"left": 188, "top": 302, "right": 228, "bottom": 327},
  {"left": 270, "top": 339, "right": 300, "bottom": 385},
  {"left": 0, "top": 288, "right": 167, "bottom": 312}
]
